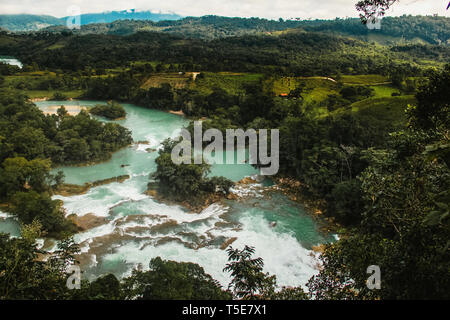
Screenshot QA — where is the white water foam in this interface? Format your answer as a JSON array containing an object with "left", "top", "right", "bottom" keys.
[
  {"left": 74, "top": 221, "right": 117, "bottom": 245},
  {"left": 92, "top": 203, "right": 320, "bottom": 289},
  {"left": 54, "top": 180, "right": 148, "bottom": 217},
  {"left": 219, "top": 213, "right": 319, "bottom": 288},
  {"left": 230, "top": 183, "right": 264, "bottom": 198},
  {"left": 135, "top": 144, "right": 151, "bottom": 152},
  {"left": 0, "top": 210, "right": 14, "bottom": 219}
]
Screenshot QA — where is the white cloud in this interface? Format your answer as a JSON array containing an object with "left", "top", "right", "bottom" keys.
[{"left": 0, "top": 0, "right": 447, "bottom": 19}]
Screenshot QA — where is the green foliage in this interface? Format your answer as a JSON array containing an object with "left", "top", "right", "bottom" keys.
[
  {"left": 4, "top": 19, "right": 447, "bottom": 77},
  {"left": 407, "top": 64, "right": 450, "bottom": 131},
  {"left": 269, "top": 286, "right": 309, "bottom": 300},
  {"left": 308, "top": 65, "right": 450, "bottom": 300},
  {"left": 121, "top": 257, "right": 231, "bottom": 300},
  {"left": 2, "top": 227, "right": 120, "bottom": 300},
  {"left": 134, "top": 83, "right": 174, "bottom": 110},
  {"left": 0, "top": 62, "right": 20, "bottom": 75},
  {"left": 0, "top": 229, "right": 79, "bottom": 300},
  {"left": 223, "top": 246, "right": 276, "bottom": 299},
  {"left": 3, "top": 14, "right": 448, "bottom": 45},
  {"left": 72, "top": 274, "right": 122, "bottom": 300},
  {"left": 52, "top": 110, "right": 133, "bottom": 164},
  {"left": 0, "top": 89, "right": 132, "bottom": 236},
  {"left": 206, "top": 176, "right": 235, "bottom": 194},
  {"left": 327, "top": 180, "right": 364, "bottom": 225},
  {"left": 151, "top": 138, "right": 233, "bottom": 206},
  {"left": 356, "top": 0, "right": 397, "bottom": 24},
  {"left": 10, "top": 191, "right": 76, "bottom": 237},
  {"left": 0, "top": 157, "right": 52, "bottom": 198},
  {"left": 0, "top": 89, "right": 132, "bottom": 165},
  {"left": 340, "top": 85, "right": 374, "bottom": 102},
  {"left": 86, "top": 73, "right": 140, "bottom": 101},
  {"left": 0, "top": 14, "right": 64, "bottom": 31},
  {"left": 89, "top": 101, "right": 126, "bottom": 120},
  {"left": 224, "top": 246, "right": 308, "bottom": 300},
  {"left": 51, "top": 92, "right": 68, "bottom": 100}
]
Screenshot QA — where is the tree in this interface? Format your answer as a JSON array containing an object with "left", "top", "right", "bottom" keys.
[
  {"left": 89, "top": 101, "right": 126, "bottom": 120},
  {"left": 71, "top": 274, "right": 122, "bottom": 300},
  {"left": 121, "top": 257, "right": 231, "bottom": 300},
  {"left": 0, "top": 225, "right": 79, "bottom": 300},
  {"left": 288, "top": 86, "right": 304, "bottom": 100},
  {"left": 309, "top": 127, "right": 450, "bottom": 300},
  {"left": 57, "top": 106, "right": 68, "bottom": 118},
  {"left": 151, "top": 138, "right": 233, "bottom": 206},
  {"left": 10, "top": 127, "right": 49, "bottom": 160},
  {"left": 407, "top": 64, "right": 450, "bottom": 131},
  {"left": 10, "top": 191, "right": 76, "bottom": 237},
  {"left": 356, "top": 0, "right": 397, "bottom": 24},
  {"left": 356, "top": 1, "right": 450, "bottom": 24},
  {"left": 0, "top": 157, "right": 52, "bottom": 198},
  {"left": 223, "top": 246, "right": 276, "bottom": 299},
  {"left": 52, "top": 92, "right": 68, "bottom": 100}
]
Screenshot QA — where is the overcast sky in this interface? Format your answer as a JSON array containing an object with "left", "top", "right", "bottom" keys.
[{"left": 0, "top": 0, "right": 448, "bottom": 19}]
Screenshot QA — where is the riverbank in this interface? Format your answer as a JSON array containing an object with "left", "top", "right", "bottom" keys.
[
  {"left": 30, "top": 97, "right": 49, "bottom": 102},
  {"left": 145, "top": 184, "right": 231, "bottom": 213},
  {"left": 53, "top": 175, "right": 131, "bottom": 197},
  {"left": 42, "top": 104, "right": 88, "bottom": 116},
  {"left": 272, "top": 176, "right": 342, "bottom": 234},
  {"left": 50, "top": 142, "right": 134, "bottom": 170},
  {"left": 169, "top": 110, "right": 185, "bottom": 116},
  {"left": 143, "top": 174, "right": 339, "bottom": 242}
]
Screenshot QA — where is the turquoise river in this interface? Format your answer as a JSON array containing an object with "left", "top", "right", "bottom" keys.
[{"left": 0, "top": 100, "right": 336, "bottom": 288}]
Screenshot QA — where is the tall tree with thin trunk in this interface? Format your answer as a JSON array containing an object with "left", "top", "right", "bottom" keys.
[{"left": 356, "top": 1, "right": 450, "bottom": 24}]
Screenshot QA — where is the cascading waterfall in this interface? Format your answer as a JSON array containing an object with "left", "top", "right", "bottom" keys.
[{"left": 0, "top": 100, "right": 335, "bottom": 288}]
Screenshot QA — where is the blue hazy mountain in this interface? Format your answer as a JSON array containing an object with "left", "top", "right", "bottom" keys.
[
  {"left": 61, "top": 9, "right": 182, "bottom": 26},
  {"left": 0, "top": 10, "right": 182, "bottom": 31}
]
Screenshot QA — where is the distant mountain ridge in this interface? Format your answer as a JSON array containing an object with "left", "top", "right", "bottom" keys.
[
  {"left": 0, "top": 12, "right": 448, "bottom": 45},
  {"left": 61, "top": 9, "right": 182, "bottom": 25},
  {"left": 0, "top": 14, "right": 64, "bottom": 31},
  {"left": 0, "top": 10, "right": 182, "bottom": 31},
  {"left": 43, "top": 15, "right": 450, "bottom": 45}
]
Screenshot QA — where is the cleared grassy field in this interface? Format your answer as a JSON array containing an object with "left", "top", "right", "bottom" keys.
[
  {"left": 24, "top": 90, "right": 85, "bottom": 99},
  {"left": 271, "top": 75, "right": 402, "bottom": 111},
  {"left": 370, "top": 85, "right": 401, "bottom": 97},
  {"left": 46, "top": 43, "right": 66, "bottom": 50},
  {"left": 192, "top": 72, "right": 263, "bottom": 95},
  {"left": 141, "top": 72, "right": 193, "bottom": 89},
  {"left": 330, "top": 95, "right": 416, "bottom": 127},
  {"left": 271, "top": 77, "right": 339, "bottom": 103},
  {"left": 341, "top": 74, "right": 389, "bottom": 85},
  {"left": 2, "top": 73, "right": 85, "bottom": 99}
]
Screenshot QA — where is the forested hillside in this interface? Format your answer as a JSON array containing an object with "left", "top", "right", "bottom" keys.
[
  {"left": 1, "top": 28, "right": 448, "bottom": 78},
  {"left": 0, "top": 14, "right": 63, "bottom": 31},
  {"left": 1, "top": 14, "right": 449, "bottom": 45},
  {"left": 0, "top": 11, "right": 181, "bottom": 32},
  {"left": 41, "top": 15, "right": 450, "bottom": 44}
]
